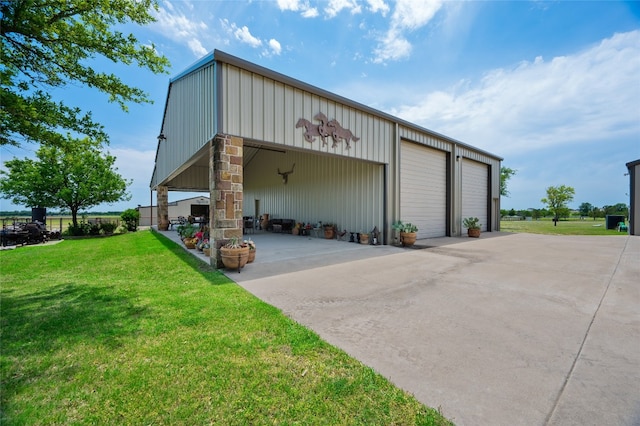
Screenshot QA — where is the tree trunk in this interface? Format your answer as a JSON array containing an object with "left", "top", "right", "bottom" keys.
[{"left": 71, "top": 208, "right": 79, "bottom": 229}]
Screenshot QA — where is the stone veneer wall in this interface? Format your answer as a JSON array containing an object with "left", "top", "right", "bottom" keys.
[
  {"left": 209, "top": 134, "right": 243, "bottom": 266},
  {"left": 156, "top": 185, "right": 169, "bottom": 230}
]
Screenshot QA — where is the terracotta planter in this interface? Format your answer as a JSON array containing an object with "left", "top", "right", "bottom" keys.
[
  {"left": 220, "top": 246, "right": 250, "bottom": 272},
  {"left": 184, "top": 238, "right": 196, "bottom": 249},
  {"left": 324, "top": 227, "right": 335, "bottom": 239},
  {"left": 400, "top": 231, "right": 417, "bottom": 247},
  {"left": 292, "top": 228, "right": 300, "bottom": 236},
  {"left": 247, "top": 249, "right": 256, "bottom": 263},
  {"left": 467, "top": 228, "right": 481, "bottom": 238},
  {"left": 203, "top": 247, "right": 211, "bottom": 257},
  {"left": 360, "top": 233, "right": 369, "bottom": 245}
]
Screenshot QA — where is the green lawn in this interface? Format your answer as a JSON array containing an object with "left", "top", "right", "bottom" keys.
[
  {"left": 0, "top": 231, "right": 451, "bottom": 425},
  {"left": 500, "top": 218, "right": 628, "bottom": 235}
]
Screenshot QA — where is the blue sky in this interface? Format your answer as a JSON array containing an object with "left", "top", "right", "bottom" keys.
[{"left": 2, "top": 0, "right": 639, "bottom": 213}]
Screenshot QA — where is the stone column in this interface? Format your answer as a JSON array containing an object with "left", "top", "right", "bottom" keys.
[
  {"left": 210, "top": 134, "right": 243, "bottom": 267},
  {"left": 156, "top": 185, "right": 169, "bottom": 230}
]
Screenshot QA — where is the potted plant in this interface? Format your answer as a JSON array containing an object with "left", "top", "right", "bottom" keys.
[
  {"left": 202, "top": 239, "right": 211, "bottom": 257},
  {"left": 292, "top": 222, "right": 301, "bottom": 236},
  {"left": 359, "top": 231, "right": 369, "bottom": 245},
  {"left": 219, "top": 236, "right": 250, "bottom": 272},
  {"left": 463, "top": 217, "right": 481, "bottom": 238},
  {"left": 392, "top": 221, "right": 418, "bottom": 247},
  {"left": 177, "top": 223, "right": 198, "bottom": 240},
  {"left": 323, "top": 223, "right": 335, "bottom": 239},
  {"left": 244, "top": 238, "right": 256, "bottom": 263}
]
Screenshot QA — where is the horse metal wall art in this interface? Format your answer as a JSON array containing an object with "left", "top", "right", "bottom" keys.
[{"left": 296, "top": 113, "right": 359, "bottom": 149}]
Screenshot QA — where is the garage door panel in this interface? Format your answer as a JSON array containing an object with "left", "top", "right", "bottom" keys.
[
  {"left": 462, "top": 159, "right": 488, "bottom": 232},
  {"left": 400, "top": 142, "right": 447, "bottom": 238}
]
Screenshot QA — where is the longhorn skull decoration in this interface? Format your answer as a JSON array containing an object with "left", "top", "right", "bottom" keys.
[{"left": 277, "top": 163, "right": 295, "bottom": 184}]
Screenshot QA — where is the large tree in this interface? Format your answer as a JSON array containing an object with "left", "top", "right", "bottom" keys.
[
  {"left": 0, "top": 0, "right": 170, "bottom": 147},
  {"left": 500, "top": 167, "right": 517, "bottom": 197},
  {"left": 0, "top": 138, "right": 131, "bottom": 228},
  {"left": 541, "top": 185, "right": 575, "bottom": 226}
]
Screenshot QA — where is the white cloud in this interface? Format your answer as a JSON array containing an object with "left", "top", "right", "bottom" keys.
[
  {"left": 234, "top": 25, "right": 263, "bottom": 48},
  {"left": 373, "top": 0, "right": 443, "bottom": 63},
  {"left": 366, "top": 0, "right": 390, "bottom": 16},
  {"left": 268, "top": 39, "right": 282, "bottom": 55},
  {"left": 325, "top": 0, "right": 362, "bottom": 18},
  {"left": 277, "top": 0, "right": 318, "bottom": 18},
  {"left": 152, "top": 2, "right": 209, "bottom": 56},
  {"left": 391, "top": 31, "right": 640, "bottom": 157}
]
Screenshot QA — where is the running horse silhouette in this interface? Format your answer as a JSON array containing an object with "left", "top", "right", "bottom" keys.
[
  {"left": 313, "top": 112, "right": 332, "bottom": 146},
  {"left": 327, "top": 119, "right": 360, "bottom": 149},
  {"left": 295, "top": 118, "right": 321, "bottom": 143}
]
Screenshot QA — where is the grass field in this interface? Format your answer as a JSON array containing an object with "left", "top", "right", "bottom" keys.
[
  {"left": 0, "top": 231, "right": 451, "bottom": 425},
  {"left": 500, "top": 218, "right": 628, "bottom": 235}
]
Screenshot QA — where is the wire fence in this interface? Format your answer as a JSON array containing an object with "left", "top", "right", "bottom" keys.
[{"left": 1, "top": 216, "right": 121, "bottom": 233}]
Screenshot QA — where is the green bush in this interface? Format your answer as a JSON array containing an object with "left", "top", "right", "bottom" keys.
[
  {"left": 100, "top": 222, "right": 117, "bottom": 234},
  {"left": 65, "top": 221, "right": 92, "bottom": 236},
  {"left": 121, "top": 209, "right": 140, "bottom": 232}
]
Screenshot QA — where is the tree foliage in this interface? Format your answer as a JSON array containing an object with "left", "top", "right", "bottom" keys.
[
  {"left": 541, "top": 185, "right": 575, "bottom": 225},
  {"left": 500, "top": 167, "right": 516, "bottom": 197},
  {"left": 0, "top": 138, "right": 131, "bottom": 228},
  {"left": 0, "top": 0, "right": 170, "bottom": 147}
]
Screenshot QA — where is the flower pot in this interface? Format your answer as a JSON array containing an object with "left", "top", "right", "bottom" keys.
[
  {"left": 220, "top": 246, "right": 250, "bottom": 272},
  {"left": 184, "top": 238, "right": 196, "bottom": 249},
  {"left": 247, "top": 249, "right": 256, "bottom": 263},
  {"left": 400, "top": 231, "right": 417, "bottom": 247},
  {"left": 324, "top": 227, "right": 335, "bottom": 239},
  {"left": 292, "top": 228, "right": 299, "bottom": 236},
  {"left": 467, "top": 228, "right": 481, "bottom": 238},
  {"left": 203, "top": 247, "right": 211, "bottom": 257},
  {"left": 360, "top": 233, "right": 369, "bottom": 245}
]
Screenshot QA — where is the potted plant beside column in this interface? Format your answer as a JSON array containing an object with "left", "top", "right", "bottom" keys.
[
  {"left": 219, "top": 237, "right": 250, "bottom": 273},
  {"left": 392, "top": 221, "right": 418, "bottom": 247},
  {"left": 463, "top": 217, "right": 481, "bottom": 238}
]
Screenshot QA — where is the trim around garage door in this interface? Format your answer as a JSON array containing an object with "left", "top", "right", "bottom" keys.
[
  {"left": 400, "top": 141, "right": 448, "bottom": 238},
  {"left": 462, "top": 158, "right": 489, "bottom": 232}
]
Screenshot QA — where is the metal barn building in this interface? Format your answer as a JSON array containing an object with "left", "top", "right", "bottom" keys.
[
  {"left": 627, "top": 159, "right": 640, "bottom": 236},
  {"left": 151, "top": 50, "right": 502, "bottom": 250}
]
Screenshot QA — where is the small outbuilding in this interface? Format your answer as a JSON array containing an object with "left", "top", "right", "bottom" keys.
[
  {"left": 150, "top": 50, "right": 503, "bottom": 250},
  {"left": 627, "top": 159, "right": 640, "bottom": 236},
  {"left": 137, "top": 196, "right": 210, "bottom": 227}
]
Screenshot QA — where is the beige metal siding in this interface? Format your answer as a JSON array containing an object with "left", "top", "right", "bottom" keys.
[
  {"left": 156, "top": 64, "right": 216, "bottom": 186},
  {"left": 462, "top": 159, "right": 489, "bottom": 232},
  {"left": 220, "top": 63, "right": 392, "bottom": 165},
  {"left": 243, "top": 148, "right": 384, "bottom": 234},
  {"left": 633, "top": 162, "right": 640, "bottom": 236},
  {"left": 400, "top": 141, "right": 447, "bottom": 238}
]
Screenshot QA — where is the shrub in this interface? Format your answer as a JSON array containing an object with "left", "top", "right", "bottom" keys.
[
  {"left": 100, "top": 222, "right": 117, "bottom": 234},
  {"left": 121, "top": 209, "right": 140, "bottom": 232}
]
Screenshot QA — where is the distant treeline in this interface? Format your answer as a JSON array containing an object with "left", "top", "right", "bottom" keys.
[{"left": 0, "top": 210, "right": 124, "bottom": 217}]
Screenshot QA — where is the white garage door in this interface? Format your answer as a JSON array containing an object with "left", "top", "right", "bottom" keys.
[
  {"left": 462, "top": 159, "right": 489, "bottom": 232},
  {"left": 400, "top": 141, "right": 447, "bottom": 238}
]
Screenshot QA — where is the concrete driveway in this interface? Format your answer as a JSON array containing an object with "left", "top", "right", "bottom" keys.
[{"left": 234, "top": 233, "right": 639, "bottom": 426}]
